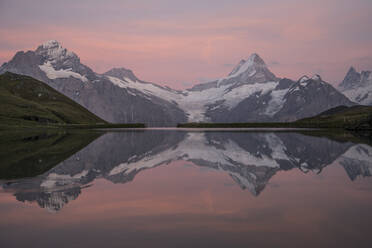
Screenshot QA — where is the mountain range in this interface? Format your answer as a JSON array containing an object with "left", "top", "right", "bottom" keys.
[{"left": 0, "top": 40, "right": 370, "bottom": 126}]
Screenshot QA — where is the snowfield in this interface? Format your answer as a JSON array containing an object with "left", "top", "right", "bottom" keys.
[
  {"left": 342, "top": 85, "right": 372, "bottom": 105},
  {"left": 107, "top": 75, "right": 282, "bottom": 122},
  {"left": 39, "top": 61, "right": 88, "bottom": 82}
]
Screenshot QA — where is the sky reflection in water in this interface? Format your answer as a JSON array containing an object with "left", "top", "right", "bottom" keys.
[{"left": 0, "top": 130, "right": 372, "bottom": 248}]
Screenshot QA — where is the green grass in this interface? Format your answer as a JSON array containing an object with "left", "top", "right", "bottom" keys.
[
  {"left": 296, "top": 105, "right": 372, "bottom": 130},
  {"left": 0, "top": 72, "right": 146, "bottom": 129},
  {"left": 0, "top": 130, "right": 102, "bottom": 179},
  {"left": 0, "top": 72, "right": 107, "bottom": 126}
]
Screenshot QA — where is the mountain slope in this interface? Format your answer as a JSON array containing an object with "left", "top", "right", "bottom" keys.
[
  {"left": 197, "top": 73, "right": 354, "bottom": 123},
  {"left": 273, "top": 75, "right": 355, "bottom": 121},
  {"left": 0, "top": 72, "right": 105, "bottom": 127},
  {"left": 296, "top": 105, "right": 372, "bottom": 129},
  {"left": 339, "top": 67, "right": 372, "bottom": 105},
  {"left": 0, "top": 40, "right": 187, "bottom": 126}
]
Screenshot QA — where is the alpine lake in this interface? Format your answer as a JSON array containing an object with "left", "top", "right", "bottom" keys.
[{"left": 0, "top": 128, "right": 372, "bottom": 248}]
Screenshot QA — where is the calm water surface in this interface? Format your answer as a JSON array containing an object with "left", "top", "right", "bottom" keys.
[{"left": 0, "top": 129, "right": 372, "bottom": 248}]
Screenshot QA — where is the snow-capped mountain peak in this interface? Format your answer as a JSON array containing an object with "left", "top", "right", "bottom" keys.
[
  {"left": 338, "top": 67, "right": 372, "bottom": 105},
  {"left": 339, "top": 66, "right": 361, "bottom": 90},
  {"left": 41, "top": 40, "right": 61, "bottom": 49},
  {"left": 35, "top": 40, "right": 77, "bottom": 63},
  {"left": 215, "top": 53, "right": 277, "bottom": 87},
  {"left": 32, "top": 40, "right": 94, "bottom": 83},
  {"left": 347, "top": 66, "right": 357, "bottom": 75},
  {"left": 227, "top": 53, "right": 267, "bottom": 78},
  {"left": 247, "top": 53, "right": 266, "bottom": 66}
]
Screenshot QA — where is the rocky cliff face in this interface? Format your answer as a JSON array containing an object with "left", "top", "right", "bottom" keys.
[{"left": 339, "top": 67, "right": 372, "bottom": 105}]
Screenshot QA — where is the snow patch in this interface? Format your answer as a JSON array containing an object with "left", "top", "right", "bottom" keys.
[
  {"left": 40, "top": 170, "right": 89, "bottom": 189},
  {"left": 39, "top": 61, "right": 88, "bottom": 82},
  {"left": 107, "top": 74, "right": 279, "bottom": 122},
  {"left": 342, "top": 84, "right": 372, "bottom": 105},
  {"left": 42, "top": 40, "right": 60, "bottom": 49},
  {"left": 179, "top": 81, "right": 278, "bottom": 122},
  {"left": 264, "top": 89, "right": 288, "bottom": 116}
]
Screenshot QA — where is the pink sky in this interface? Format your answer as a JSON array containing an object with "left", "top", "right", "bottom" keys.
[
  {"left": 0, "top": 0, "right": 371, "bottom": 89},
  {"left": 1, "top": 161, "right": 372, "bottom": 246}
]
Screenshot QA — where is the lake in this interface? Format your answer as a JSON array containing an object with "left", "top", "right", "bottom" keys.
[{"left": 0, "top": 129, "right": 372, "bottom": 248}]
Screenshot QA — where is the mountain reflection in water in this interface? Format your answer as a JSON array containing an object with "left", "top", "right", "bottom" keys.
[{"left": 1, "top": 130, "right": 371, "bottom": 212}]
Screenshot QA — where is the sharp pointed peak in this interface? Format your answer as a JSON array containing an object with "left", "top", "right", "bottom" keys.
[
  {"left": 228, "top": 53, "right": 267, "bottom": 77},
  {"left": 339, "top": 66, "right": 363, "bottom": 90},
  {"left": 346, "top": 66, "right": 359, "bottom": 76},
  {"left": 348, "top": 66, "right": 356, "bottom": 72},
  {"left": 248, "top": 52, "right": 261, "bottom": 60},
  {"left": 246, "top": 53, "right": 266, "bottom": 66}
]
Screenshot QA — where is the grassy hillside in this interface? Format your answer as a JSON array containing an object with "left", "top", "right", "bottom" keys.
[
  {"left": 0, "top": 72, "right": 106, "bottom": 128},
  {"left": 296, "top": 105, "right": 372, "bottom": 129}
]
